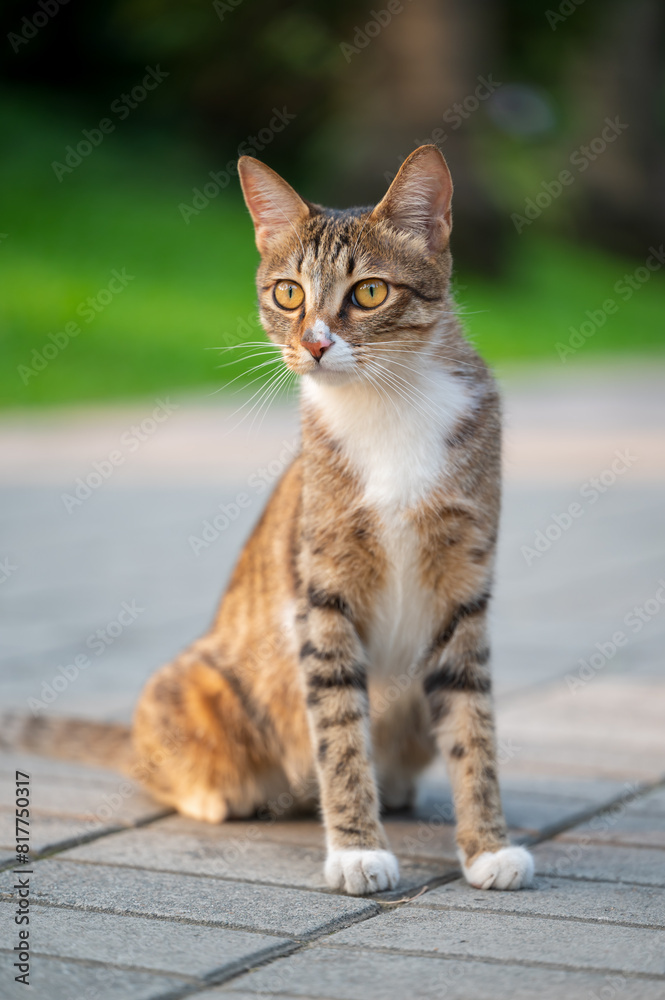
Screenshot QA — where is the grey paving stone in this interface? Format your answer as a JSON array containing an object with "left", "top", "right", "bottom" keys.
[
  {"left": 1, "top": 682, "right": 137, "bottom": 721},
  {"left": 383, "top": 817, "right": 458, "bottom": 863},
  {"left": 493, "top": 792, "right": 597, "bottom": 832},
  {"left": 416, "top": 768, "right": 638, "bottom": 839},
  {"left": 492, "top": 644, "right": 577, "bottom": 696},
  {"left": 63, "top": 815, "right": 329, "bottom": 886},
  {"left": 409, "top": 874, "right": 665, "bottom": 926},
  {"left": 0, "top": 899, "right": 293, "bottom": 978},
  {"left": 203, "top": 993, "right": 318, "bottom": 1000},
  {"left": 496, "top": 774, "right": 629, "bottom": 801},
  {"left": 0, "top": 771, "right": 166, "bottom": 859},
  {"left": 496, "top": 677, "right": 665, "bottom": 783},
  {"left": 206, "top": 948, "right": 665, "bottom": 999},
  {"left": 632, "top": 787, "right": 665, "bottom": 815},
  {"left": 0, "top": 756, "right": 160, "bottom": 824},
  {"left": 0, "top": 951, "right": 186, "bottom": 1000},
  {"left": 0, "top": 859, "right": 377, "bottom": 938},
  {"left": 418, "top": 760, "right": 630, "bottom": 810},
  {"left": 410, "top": 766, "right": 623, "bottom": 839},
  {"left": 496, "top": 739, "right": 663, "bottom": 784},
  {"left": 0, "top": 749, "right": 122, "bottom": 785},
  {"left": 329, "top": 906, "right": 665, "bottom": 975},
  {"left": 534, "top": 841, "right": 665, "bottom": 886},
  {"left": 559, "top": 809, "right": 665, "bottom": 849},
  {"left": 0, "top": 809, "right": 113, "bottom": 856},
  {"left": 0, "top": 754, "right": 166, "bottom": 857},
  {"left": 628, "top": 634, "right": 665, "bottom": 677},
  {"left": 63, "top": 813, "right": 457, "bottom": 890}
]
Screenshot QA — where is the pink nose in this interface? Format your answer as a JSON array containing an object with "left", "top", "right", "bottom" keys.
[{"left": 302, "top": 338, "right": 332, "bottom": 360}]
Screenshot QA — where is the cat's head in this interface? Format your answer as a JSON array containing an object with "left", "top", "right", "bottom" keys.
[{"left": 238, "top": 145, "right": 454, "bottom": 386}]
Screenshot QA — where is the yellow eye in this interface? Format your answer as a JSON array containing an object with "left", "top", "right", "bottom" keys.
[
  {"left": 352, "top": 279, "right": 388, "bottom": 309},
  {"left": 274, "top": 280, "right": 304, "bottom": 310}
]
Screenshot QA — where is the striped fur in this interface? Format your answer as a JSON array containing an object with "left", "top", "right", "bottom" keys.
[{"left": 36, "top": 147, "right": 534, "bottom": 893}]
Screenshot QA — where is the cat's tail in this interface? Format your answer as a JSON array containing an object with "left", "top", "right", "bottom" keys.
[{"left": 0, "top": 711, "right": 136, "bottom": 773}]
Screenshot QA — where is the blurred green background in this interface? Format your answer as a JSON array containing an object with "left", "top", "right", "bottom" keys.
[{"left": 1, "top": 0, "right": 663, "bottom": 407}]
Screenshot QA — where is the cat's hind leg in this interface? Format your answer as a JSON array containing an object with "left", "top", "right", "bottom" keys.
[
  {"left": 372, "top": 690, "right": 437, "bottom": 811},
  {"left": 131, "top": 645, "right": 286, "bottom": 822}
]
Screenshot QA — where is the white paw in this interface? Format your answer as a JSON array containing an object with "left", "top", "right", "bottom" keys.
[
  {"left": 177, "top": 790, "right": 227, "bottom": 823},
  {"left": 325, "top": 849, "right": 400, "bottom": 895},
  {"left": 460, "top": 845, "right": 534, "bottom": 890}
]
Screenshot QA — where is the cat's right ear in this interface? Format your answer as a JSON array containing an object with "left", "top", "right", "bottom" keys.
[{"left": 238, "top": 156, "right": 310, "bottom": 255}]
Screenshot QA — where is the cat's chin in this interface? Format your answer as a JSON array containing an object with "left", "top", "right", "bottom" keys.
[{"left": 303, "top": 367, "right": 358, "bottom": 388}]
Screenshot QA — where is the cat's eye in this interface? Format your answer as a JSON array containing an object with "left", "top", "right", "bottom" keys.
[
  {"left": 273, "top": 280, "right": 304, "bottom": 310},
  {"left": 352, "top": 279, "right": 388, "bottom": 309}
]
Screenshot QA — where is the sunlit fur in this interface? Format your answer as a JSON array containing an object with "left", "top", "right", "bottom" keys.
[{"left": 6, "top": 147, "right": 533, "bottom": 896}]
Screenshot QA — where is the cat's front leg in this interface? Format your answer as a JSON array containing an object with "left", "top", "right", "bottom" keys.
[
  {"left": 423, "top": 593, "right": 534, "bottom": 890},
  {"left": 299, "top": 585, "right": 399, "bottom": 895}
]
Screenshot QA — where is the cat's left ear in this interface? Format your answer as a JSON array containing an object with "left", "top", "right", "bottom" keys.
[
  {"left": 371, "top": 145, "right": 453, "bottom": 255},
  {"left": 238, "top": 156, "right": 310, "bottom": 254}
]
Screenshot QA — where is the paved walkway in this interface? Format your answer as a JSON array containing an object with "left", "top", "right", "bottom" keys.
[{"left": 1, "top": 363, "right": 664, "bottom": 999}]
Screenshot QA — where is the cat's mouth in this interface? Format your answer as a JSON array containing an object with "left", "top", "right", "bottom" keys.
[{"left": 292, "top": 332, "right": 359, "bottom": 386}]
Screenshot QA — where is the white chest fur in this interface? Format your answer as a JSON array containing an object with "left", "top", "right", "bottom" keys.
[
  {"left": 365, "top": 513, "right": 437, "bottom": 680},
  {"left": 302, "top": 361, "right": 472, "bottom": 508},
  {"left": 303, "top": 361, "right": 475, "bottom": 678}
]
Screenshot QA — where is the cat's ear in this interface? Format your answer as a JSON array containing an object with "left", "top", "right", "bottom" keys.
[
  {"left": 371, "top": 145, "right": 453, "bottom": 254},
  {"left": 238, "top": 156, "right": 310, "bottom": 254}
]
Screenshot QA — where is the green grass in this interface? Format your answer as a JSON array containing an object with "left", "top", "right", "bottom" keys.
[
  {"left": 1, "top": 94, "right": 663, "bottom": 408},
  {"left": 455, "top": 239, "right": 665, "bottom": 362}
]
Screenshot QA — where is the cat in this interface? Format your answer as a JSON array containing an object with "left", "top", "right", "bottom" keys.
[{"left": 5, "top": 145, "right": 533, "bottom": 895}]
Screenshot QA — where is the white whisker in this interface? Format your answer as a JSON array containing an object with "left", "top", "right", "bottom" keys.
[
  {"left": 374, "top": 361, "right": 445, "bottom": 414},
  {"left": 208, "top": 366, "right": 274, "bottom": 401},
  {"left": 364, "top": 344, "right": 487, "bottom": 371},
  {"left": 223, "top": 358, "right": 287, "bottom": 397},
  {"left": 360, "top": 367, "right": 402, "bottom": 421},
  {"left": 206, "top": 341, "right": 279, "bottom": 352},
  {"left": 369, "top": 357, "right": 450, "bottom": 421},
  {"left": 250, "top": 364, "right": 295, "bottom": 433},
  {"left": 364, "top": 361, "right": 441, "bottom": 423},
  {"left": 366, "top": 355, "right": 454, "bottom": 390},
  {"left": 222, "top": 363, "right": 290, "bottom": 432},
  {"left": 218, "top": 357, "right": 283, "bottom": 389},
  {"left": 215, "top": 349, "right": 283, "bottom": 368},
  {"left": 256, "top": 368, "right": 299, "bottom": 432}
]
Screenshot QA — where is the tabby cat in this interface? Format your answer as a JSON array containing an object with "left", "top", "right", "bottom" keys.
[{"left": 13, "top": 146, "right": 535, "bottom": 895}]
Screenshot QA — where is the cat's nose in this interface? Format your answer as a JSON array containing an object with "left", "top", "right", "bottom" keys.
[{"left": 301, "top": 335, "right": 332, "bottom": 360}]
